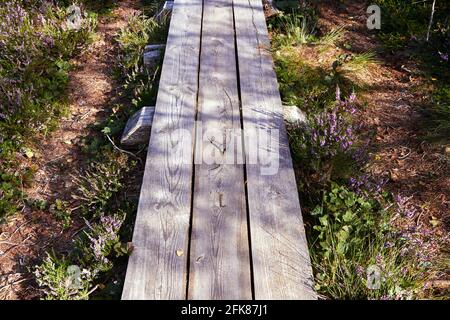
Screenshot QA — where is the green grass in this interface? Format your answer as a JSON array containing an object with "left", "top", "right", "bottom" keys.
[
  {"left": 270, "top": 10, "right": 317, "bottom": 48},
  {"left": 422, "top": 85, "right": 450, "bottom": 143},
  {"left": 116, "top": 13, "right": 169, "bottom": 109},
  {"left": 337, "top": 51, "right": 377, "bottom": 74},
  {"left": 310, "top": 184, "right": 423, "bottom": 299},
  {"left": 269, "top": 2, "right": 429, "bottom": 300},
  {"left": 317, "top": 26, "right": 345, "bottom": 48}
]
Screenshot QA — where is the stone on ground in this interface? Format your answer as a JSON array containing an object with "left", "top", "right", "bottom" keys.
[
  {"left": 121, "top": 106, "right": 155, "bottom": 146},
  {"left": 283, "top": 105, "right": 308, "bottom": 128},
  {"left": 143, "top": 45, "right": 164, "bottom": 69}
]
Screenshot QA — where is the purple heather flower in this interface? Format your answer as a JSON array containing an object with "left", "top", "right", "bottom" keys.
[
  {"left": 84, "top": 214, "right": 125, "bottom": 268},
  {"left": 349, "top": 91, "right": 356, "bottom": 103},
  {"left": 356, "top": 265, "right": 365, "bottom": 277},
  {"left": 335, "top": 85, "right": 341, "bottom": 102},
  {"left": 376, "top": 254, "right": 383, "bottom": 265},
  {"left": 439, "top": 51, "right": 449, "bottom": 61},
  {"left": 404, "top": 208, "right": 417, "bottom": 218},
  {"left": 320, "top": 137, "right": 326, "bottom": 147},
  {"left": 401, "top": 266, "right": 408, "bottom": 275},
  {"left": 395, "top": 194, "right": 418, "bottom": 218},
  {"left": 384, "top": 241, "right": 394, "bottom": 249},
  {"left": 42, "top": 35, "right": 54, "bottom": 48}
]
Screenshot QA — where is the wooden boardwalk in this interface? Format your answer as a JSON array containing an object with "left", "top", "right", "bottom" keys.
[{"left": 122, "top": 0, "right": 316, "bottom": 300}]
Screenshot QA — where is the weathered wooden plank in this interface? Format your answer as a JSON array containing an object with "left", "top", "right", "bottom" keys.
[
  {"left": 233, "top": 0, "right": 317, "bottom": 299},
  {"left": 122, "top": 0, "right": 203, "bottom": 300},
  {"left": 187, "top": 0, "right": 252, "bottom": 300}
]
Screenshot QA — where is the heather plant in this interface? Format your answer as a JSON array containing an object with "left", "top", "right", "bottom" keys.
[
  {"left": 0, "top": 0, "right": 97, "bottom": 221},
  {"left": 75, "top": 212, "right": 127, "bottom": 273},
  {"left": 0, "top": 1, "right": 97, "bottom": 122},
  {"left": 271, "top": 2, "right": 429, "bottom": 300},
  {"left": 310, "top": 86, "right": 356, "bottom": 156},
  {"left": 0, "top": 171, "right": 24, "bottom": 222},
  {"left": 72, "top": 151, "right": 130, "bottom": 218},
  {"left": 34, "top": 252, "right": 95, "bottom": 300},
  {"left": 310, "top": 183, "right": 424, "bottom": 299},
  {"left": 49, "top": 199, "right": 72, "bottom": 228},
  {"left": 289, "top": 86, "right": 357, "bottom": 187},
  {"left": 116, "top": 13, "right": 168, "bottom": 108},
  {"left": 34, "top": 12, "right": 168, "bottom": 299},
  {"left": 348, "top": 174, "right": 387, "bottom": 197},
  {"left": 34, "top": 212, "right": 126, "bottom": 299},
  {"left": 34, "top": 152, "right": 132, "bottom": 299}
]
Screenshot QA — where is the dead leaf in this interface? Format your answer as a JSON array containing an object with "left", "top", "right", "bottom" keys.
[
  {"left": 390, "top": 170, "right": 400, "bottom": 181},
  {"left": 445, "top": 146, "right": 450, "bottom": 155},
  {"left": 430, "top": 218, "right": 440, "bottom": 227}
]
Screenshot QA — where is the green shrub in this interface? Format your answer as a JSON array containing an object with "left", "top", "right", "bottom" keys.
[
  {"left": 271, "top": 2, "right": 429, "bottom": 300},
  {"left": 72, "top": 151, "right": 129, "bottom": 218},
  {"left": 34, "top": 252, "right": 94, "bottom": 300},
  {"left": 34, "top": 10, "right": 167, "bottom": 300},
  {"left": 274, "top": 49, "right": 332, "bottom": 110},
  {"left": 75, "top": 212, "right": 128, "bottom": 273},
  {"left": 423, "top": 84, "right": 450, "bottom": 142},
  {"left": 0, "top": 1, "right": 97, "bottom": 221},
  {"left": 375, "top": 0, "right": 449, "bottom": 143},
  {"left": 310, "top": 183, "right": 423, "bottom": 299},
  {"left": 0, "top": 172, "right": 24, "bottom": 222},
  {"left": 49, "top": 199, "right": 72, "bottom": 229},
  {"left": 375, "top": 0, "right": 447, "bottom": 44},
  {"left": 117, "top": 13, "right": 167, "bottom": 72},
  {"left": 116, "top": 13, "right": 168, "bottom": 108}
]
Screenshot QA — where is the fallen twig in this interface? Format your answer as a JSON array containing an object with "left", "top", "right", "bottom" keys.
[
  {"left": 105, "top": 134, "right": 142, "bottom": 164},
  {"left": 426, "top": 0, "right": 436, "bottom": 42},
  {"left": 0, "top": 277, "right": 32, "bottom": 291},
  {"left": 0, "top": 220, "right": 31, "bottom": 241}
]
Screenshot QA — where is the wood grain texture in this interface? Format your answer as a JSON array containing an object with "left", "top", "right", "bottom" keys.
[
  {"left": 122, "top": 0, "right": 202, "bottom": 300},
  {"left": 233, "top": 0, "right": 317, "bottom": 300},
  {"left": 187, "top": 0, "right": 252, "bottom": 300}
]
